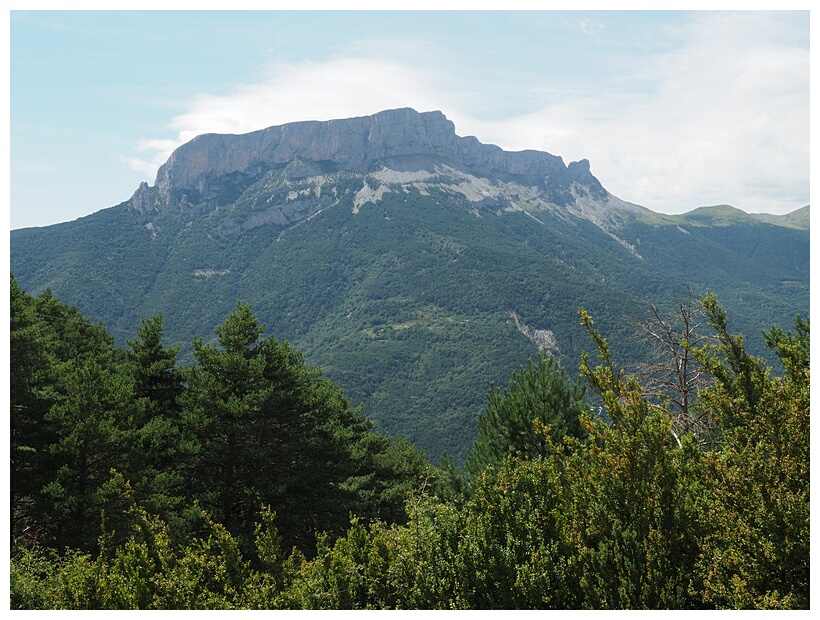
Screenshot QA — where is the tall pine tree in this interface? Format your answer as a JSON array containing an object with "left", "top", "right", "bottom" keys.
[
  {"left": 125, "top": 315, "right": 187, "bottom": 533},
  {"left": 465, "top": 351, "right": 586, "bottom": 485},
  {"left": 179, "top": 302, "right": 393, "bottom": 552}
]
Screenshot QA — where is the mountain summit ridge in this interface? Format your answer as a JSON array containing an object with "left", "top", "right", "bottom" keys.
[{"left": 131, "top": 108, "right": 610, "bottom": 217}]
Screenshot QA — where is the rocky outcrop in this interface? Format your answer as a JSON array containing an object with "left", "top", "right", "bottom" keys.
[
  {"left": 131, "top": 181, "right": 159, "bottom": 215},
  {"left": 508, "top": 310, "right": 560, "bottom": 358},
  {"left": 131, "top": 108, "right": 607, "bottom": 214}
]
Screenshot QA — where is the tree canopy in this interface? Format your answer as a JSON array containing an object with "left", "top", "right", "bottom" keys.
[{"left": 10, "top": 276, "right": 809, "bottom": 609}]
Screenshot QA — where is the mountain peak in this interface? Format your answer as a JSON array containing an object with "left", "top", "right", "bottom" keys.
[{"left": 130, "top": 108, "right": 608, "bottom": 216}]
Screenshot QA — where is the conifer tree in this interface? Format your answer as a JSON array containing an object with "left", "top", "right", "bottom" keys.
[
  {"left": 465, "top": 351, "right": 586, "bottom": 484},
  {"left": 178, "top": 301, "right": 400, "bottom": 552},
  {"left": 179, "top": 301, "right": 275, "bottom": 539},
  {"left": 125, "top": 315, "right": 186, "bottom": 531},
  {"left": 127, "top": 315, "right": 182, "bottom": 419},
  {"left": 41, "top": 354, "right": 134, "bottom": 551},
  {"left": 13, "top": 281, "right": 135, "bottom": 552},
  {"left": 10, "top": 274, "right": 54, "bottom": 548}
]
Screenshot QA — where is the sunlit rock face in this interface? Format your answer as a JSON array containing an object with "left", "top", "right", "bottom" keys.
[{"left": 131, "top": 107, "right": 617, "bottom": 220}]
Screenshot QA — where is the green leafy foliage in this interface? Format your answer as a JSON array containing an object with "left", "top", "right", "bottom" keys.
[
  {"left": 691, "top": 297, "right": 810, "bottom": 608},
  {"left": 10, "top": 282, "right": 809, "bottom": 610},
  {"left": 10, "top": 274, "right": 55, "bottom": 548},
  {"left": 178, "top": 300, "right": 429, "bottom": 552},
  {"left": 123, "top": 315, "right": 187, "bottom": 534},
  {"left": 10, "top": 280, "right": 428, "bottom": 567},
  {"left": 574, "top": 309, "right": 703, "bottom": 608}
]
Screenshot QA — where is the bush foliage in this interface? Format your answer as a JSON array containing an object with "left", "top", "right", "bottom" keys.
[{"left": 10, "top": 275, "right": 809, "bottom": 609}]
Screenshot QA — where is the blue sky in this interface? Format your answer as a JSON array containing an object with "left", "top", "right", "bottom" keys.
[{"left": 8, "top": 9, "right": 810, "bottom": 229}]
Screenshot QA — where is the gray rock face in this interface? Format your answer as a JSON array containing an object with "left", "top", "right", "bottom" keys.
[{"left": 131, "top": 108, "right": 607, "bottom": 213}]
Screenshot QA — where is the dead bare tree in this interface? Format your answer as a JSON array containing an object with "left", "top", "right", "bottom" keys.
[{"left": 629, "top": 291, "right": 717, "bottom": 446}]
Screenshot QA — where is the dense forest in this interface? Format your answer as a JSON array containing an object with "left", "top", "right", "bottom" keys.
[{"left": 9, "top": 273, "right": 809, "bottom": 609}]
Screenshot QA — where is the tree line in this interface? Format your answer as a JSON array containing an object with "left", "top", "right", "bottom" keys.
[
  {"left": 9, "top": 273, "right": 809, "bottom": 609},
  {"left": 10, "top": 273, "right": 428, "bottom": 556}
]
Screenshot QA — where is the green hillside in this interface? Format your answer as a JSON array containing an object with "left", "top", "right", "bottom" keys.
[{"left": 11, "top": 184, "right": 808, "bottom": 462}]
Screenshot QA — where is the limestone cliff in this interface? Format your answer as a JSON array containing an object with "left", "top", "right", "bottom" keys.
[{"left": 131, "top": 108, "right": 609, "bottom": 215}]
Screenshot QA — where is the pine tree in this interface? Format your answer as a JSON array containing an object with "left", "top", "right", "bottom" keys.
[
  {"left": 12, "top": 278, "right": 135, "bottom": 552},
  {"left": 125, "top": 315, "right": 186, "bottom": 532},
  {"left": 10, "top": 274, "right": 54, "bottom": 548},
  {"left": 127, "top": 315, "right": 182, "bottom": 418},
  {"left": 465, "top": 351, "right": 586, "bottom": 484},
  {"left": 178, "top": 301, "right": 394, "bottom": 552},
  {"left": 41, "top": 354, "right": 134, "bottom": 551},
  {"left": 179, "top": 302, "right": 274, "bottom": 539}
]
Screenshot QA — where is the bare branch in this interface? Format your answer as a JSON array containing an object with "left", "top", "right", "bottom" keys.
[{"left": 627, "top": 290, "right": 718, "bottom": 444}]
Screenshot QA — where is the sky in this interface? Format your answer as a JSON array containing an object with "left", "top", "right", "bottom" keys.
[{"left": 7, "top": 8, "right": 811, "bottom": 230}]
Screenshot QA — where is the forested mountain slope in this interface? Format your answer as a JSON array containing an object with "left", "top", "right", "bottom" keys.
[{"left": 10, "top": 108, "right": 809, "bottom": 461}]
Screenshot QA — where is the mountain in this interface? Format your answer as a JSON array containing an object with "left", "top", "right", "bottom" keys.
[
  {"left": 10, "top": 108, "right": 809, "bottom": 462},
  {"left": 668, "top": 204, "right": 810, "bottom": 229}
]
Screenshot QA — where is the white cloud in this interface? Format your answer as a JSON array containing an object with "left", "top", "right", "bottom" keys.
[
  {"left": 122, "top": 138, "right": 184, "bottom": 177},
  {"left": 129, "top": 57, "right": 463, "bottom": 179},
  {"left": 121, "top": 156, "right": 159, "bottom": 178},
  {"left": 578, "top": 18, "right": 605, "bottom": 36},
  {"left": 127, "top": 12, "right": 808, "bottom": 215},
  {"left": 470, "top": 12, "right": 809, "bottom": 214}
]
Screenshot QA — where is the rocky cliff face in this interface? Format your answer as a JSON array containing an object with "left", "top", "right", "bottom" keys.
[{"left": 131, "top": 108, "right": 611, "bottom": 216}]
